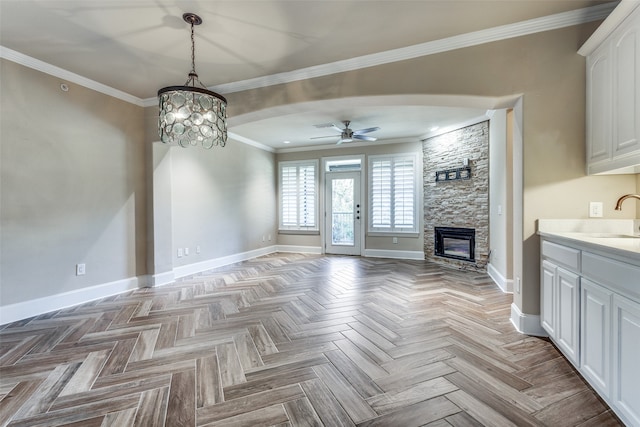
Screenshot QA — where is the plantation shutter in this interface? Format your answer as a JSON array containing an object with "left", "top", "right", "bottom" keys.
[{"left": 369, "top": 154, "right": 417, "bottom": 233}]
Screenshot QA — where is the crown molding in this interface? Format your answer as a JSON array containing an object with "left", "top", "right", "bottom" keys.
[
  {"left": 0, "top": 46, "right": 145, "bottom": 107},
  {"left": 227, "top": 132, "right": 276, "bottom": 153},
  {"left": 208, "top": 3, "right": 617, "bottom": 95}
]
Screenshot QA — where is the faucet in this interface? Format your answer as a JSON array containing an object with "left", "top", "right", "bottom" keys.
[{"left": 615, "top": 194, "right": 640, "bottom": 211}]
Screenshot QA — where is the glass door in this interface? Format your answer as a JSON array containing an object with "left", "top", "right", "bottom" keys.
[{"left": 325, "top": 171, "right": 361, "bottom": 255}]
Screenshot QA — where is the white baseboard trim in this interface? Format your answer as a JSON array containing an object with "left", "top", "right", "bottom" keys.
[
  {"left": 510, "top": 303, "right": 548, "bottom": 337},
  {"left": 487, "top": 263, "right": 513, "bottom": 293},
  {"left": 363, "top": 249, "right": 425, "bottom": 260},
  {"left": 0, "top": 276, "right": 140, "bottom": 325},
  {"left": 145, "top": 270, "right": 175, "bottom": 287},
  {"left": 173, "top": 246, "right": 278, "bottom": 279},
  {"left": 276, "top": 245, "right": 322, "bottom": 254}
]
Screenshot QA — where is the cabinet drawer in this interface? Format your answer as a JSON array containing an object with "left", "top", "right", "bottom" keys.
[
  {"left": 542, "top": 240, "right": 581, "bottom": 272},
  {"left": 582, "top": 252, "right": 640, "bottom": 302}
]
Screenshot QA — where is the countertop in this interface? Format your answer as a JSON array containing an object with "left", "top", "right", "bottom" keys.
[{"left": 537, "top": 219, "right": 640, "bottom": 264}]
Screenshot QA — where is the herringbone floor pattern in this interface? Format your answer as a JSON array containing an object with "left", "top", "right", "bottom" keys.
[{"left": 0, "top": 254, "right": 622, "bottom": 426}]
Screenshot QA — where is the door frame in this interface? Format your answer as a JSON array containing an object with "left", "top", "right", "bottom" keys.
[{"left": 321, "top": 155, "right": 365, "bottom": 255}]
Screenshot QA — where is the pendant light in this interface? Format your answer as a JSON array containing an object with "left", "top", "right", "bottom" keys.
[{"left": 158, "top": 13, "right": 227, "bottom": 149}]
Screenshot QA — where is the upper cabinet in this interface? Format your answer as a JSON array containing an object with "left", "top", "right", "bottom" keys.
[{"left": 581, "top": 4, "right": 640, "bottom": 175}]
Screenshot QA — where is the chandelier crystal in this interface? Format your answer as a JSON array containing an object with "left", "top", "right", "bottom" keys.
[{"left": 158, "top": 13, "right": 227, "bottom": 149}]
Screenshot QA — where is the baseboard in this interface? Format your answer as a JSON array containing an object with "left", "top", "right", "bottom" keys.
[
  {"left": 0, "top": 276, "right": 141, "bottom": 325},
  {"left": 173, "top": 246, "right": 278, "bottom": 279},
  {"left": 363, "top": 249, "right": 425, "bottom": 260},
  {"left": 487, "top": 263, "right": 513, "bottom": 293},
  {"left": 145, "top": 270, "right": 175, "bottom": 287},
  {"left": 510, "top": 303, "right": 548, "bottom": 337},
  {"left": 276, "top": 245, "right": 322, "bottom": 254}
]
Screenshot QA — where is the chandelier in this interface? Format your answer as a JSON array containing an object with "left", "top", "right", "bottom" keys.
[{"left": 158, "top": 13, "right": 227, "bottom": 149}]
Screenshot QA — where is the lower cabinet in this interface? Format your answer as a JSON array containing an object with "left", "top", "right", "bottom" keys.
[
  {"left": 612, "top": 294, "right": 640, "bottom": 426},
  {"left": 540, "top": 258, "right": 580, "bottom": 366},
  {"left": 580, "top": 279, "right": 612, "bottom": 398},
  {"left": 541, "top": 237, "right": 640, "bottom": 426},
  {"left": 556, "top": 268, "right": 580, "bottom": 365}
]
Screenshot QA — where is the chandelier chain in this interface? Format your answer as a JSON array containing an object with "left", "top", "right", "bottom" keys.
[{"left": 190, "top": 20, "right": 196, "bottom": 75}]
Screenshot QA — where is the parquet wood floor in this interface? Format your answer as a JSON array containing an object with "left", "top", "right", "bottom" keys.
[{"left": 0, "top": 254, "right": 623, "bottom": 426}]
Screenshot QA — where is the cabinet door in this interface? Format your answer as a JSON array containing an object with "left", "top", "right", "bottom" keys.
[
  {"left": 541, "top": 260, "right": 557, "bottom": 338},
  {"left": 586, "top": 42, "right": 612, "bottom": 165},
  {"left": 557, "top": 267, "right": 580, "bottom": 365},
  {"left": 612, "top": 9, "right": 640, "bottom": 158},
  {"left": 580, "top": 279, "right": 612, "bottom": 398},
  {"left": 612, "top": 294, "right": 640, "bottom": 426}
]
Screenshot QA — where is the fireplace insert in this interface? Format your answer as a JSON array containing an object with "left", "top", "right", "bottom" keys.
[{"left": 434, "top": 227, "right": 475, "bottom": 262}]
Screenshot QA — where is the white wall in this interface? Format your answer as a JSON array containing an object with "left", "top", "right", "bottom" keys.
[{"left": 488, "top": 110, "right": 512, "bottom": 290}]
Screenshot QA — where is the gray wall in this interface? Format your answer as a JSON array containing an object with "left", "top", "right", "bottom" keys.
[
  {"left": 0, "top": 59, "right": 277, "bottom": 310},
  {"left": 170, "top": 139, "right": 277, "bottom": 264},
  {"left": 1, "top": 59, "right": 146, "bottom": 305}
]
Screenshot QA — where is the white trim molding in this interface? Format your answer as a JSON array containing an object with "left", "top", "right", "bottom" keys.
[
  {"left": 146, "top": 270, "right": 175, "bottom": 287},
  {"left": 173, "top": 246, "right": 278, "bottom": 279},
  {"left": 510, "top": 303, "right": 548, "bottom": 337},
  {"left": 487, "top": 263, "right": 514, "bottom": 293},
  {"left": 0, "top": 46, "right": 145, "bottom": 106},
  {"left": 0, "top": 276, "right": 141, "bottom": 325},
  {"left": 363, "top": 249, "right": 425, "bottom": 260},
  {"left": 276, "top": 245, "right": 323, "bottom": 254}
]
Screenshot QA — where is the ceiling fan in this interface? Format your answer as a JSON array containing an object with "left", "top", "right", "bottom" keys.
[{"left": 311, "top": 120, "right": 380, "bottom": 145}]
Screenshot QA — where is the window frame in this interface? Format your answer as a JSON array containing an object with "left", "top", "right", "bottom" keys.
[
  {"left": 278, "top": 160, "right": 319, "bottom": 233},
  {"left": 368, "top": 153, "right": 419, "bottom": 235}
]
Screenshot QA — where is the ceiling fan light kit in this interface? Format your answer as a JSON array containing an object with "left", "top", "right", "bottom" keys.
[
  {"left": 311, "top": 120, "right": 380, "bottom": 145},
  {"left": 158, "top": 13, "right": 228, "bottom": 149}
]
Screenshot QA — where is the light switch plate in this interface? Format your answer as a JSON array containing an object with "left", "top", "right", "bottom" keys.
[{"left": 589, "top": 202, "right": 603, "bottom": 218}]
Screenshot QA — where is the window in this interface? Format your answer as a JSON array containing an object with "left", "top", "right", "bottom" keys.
[
  {"left": 279, "top": 160, "right": 318, "bottom": 231},
  {"left": 369, "top": 153, "right": 418, "bottom": 233}
]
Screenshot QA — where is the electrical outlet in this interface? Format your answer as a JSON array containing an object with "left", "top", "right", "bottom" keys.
[
  {"left": 177, "top": 248, "right": 183, "bottom": 258},
  {"left": 392, "top": 237, "right": 398, "bottom": 244},
  {"left": 76, "top": 263, "right": 86, "bottom": 276},
  {"left": 196, "top": 245, "right": 201, "bottom": 254},
  {"left": 589, "top": 202, "right": 603, "bottom": 218},
  {"left": 184, "top": 247, "right": 189, "bottom": 256},
  {"left": 515, "top": 277, "right": 521, "bottom": 294}
]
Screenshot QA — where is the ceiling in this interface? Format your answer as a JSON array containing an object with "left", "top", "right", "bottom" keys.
[{"left": 0, "top": 0, "right": 615, "bottom": 151}]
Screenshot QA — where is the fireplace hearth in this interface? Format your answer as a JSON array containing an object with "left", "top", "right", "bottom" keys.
[{"left": 434, "top": 227, "right": 475, "bottom": 262}]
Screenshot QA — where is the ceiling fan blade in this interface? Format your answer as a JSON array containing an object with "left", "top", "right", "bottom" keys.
[
  {"left": 310, "top": 135, "right": 338, "bottom": 140},
  {"left": 331, "top": 125, "right": 345, "bottom": 133},
  {"left": 336, "top": 139, "right": 345, "bottom": 145},
  {"left": 354, "top": 135, "right": 377, "bottom": 142},
  {"left": 353, "top": 126, "right": 380, "bottom": 135}
]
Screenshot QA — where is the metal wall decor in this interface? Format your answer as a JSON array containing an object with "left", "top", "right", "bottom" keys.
[{"left": 435, "top": 166, "right": 471, "bottom": 182}]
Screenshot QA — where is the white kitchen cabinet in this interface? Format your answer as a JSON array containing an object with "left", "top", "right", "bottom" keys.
[
  {"left": 541, "top": 260, "right": 557, "bottom": 338},
  {"left": 556, "top": 267, "right": 580, "bottom": 365},
  {"left": 540, "top": 234, "right": 640, "bottom": 426},
  {"left": 583, "top": 5, "right": 640, "bottom": 174},
  {"left": 540, "top": 241, "right": 581, "bottom": 366},
  {"left": 580, "top": 278, "right": 612, "bottom": 398},
  {"left": 612, "top": 294, "right": 640, "bottom": 426}
]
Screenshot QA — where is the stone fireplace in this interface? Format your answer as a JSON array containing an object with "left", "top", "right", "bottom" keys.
[{"left": 423, "top": 121, "right": 489, "bottom": 270}]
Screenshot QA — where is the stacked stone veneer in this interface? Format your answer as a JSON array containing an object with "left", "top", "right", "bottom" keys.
[{"left": 423, "top": 121, "right": 489, "bottom": 270}]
